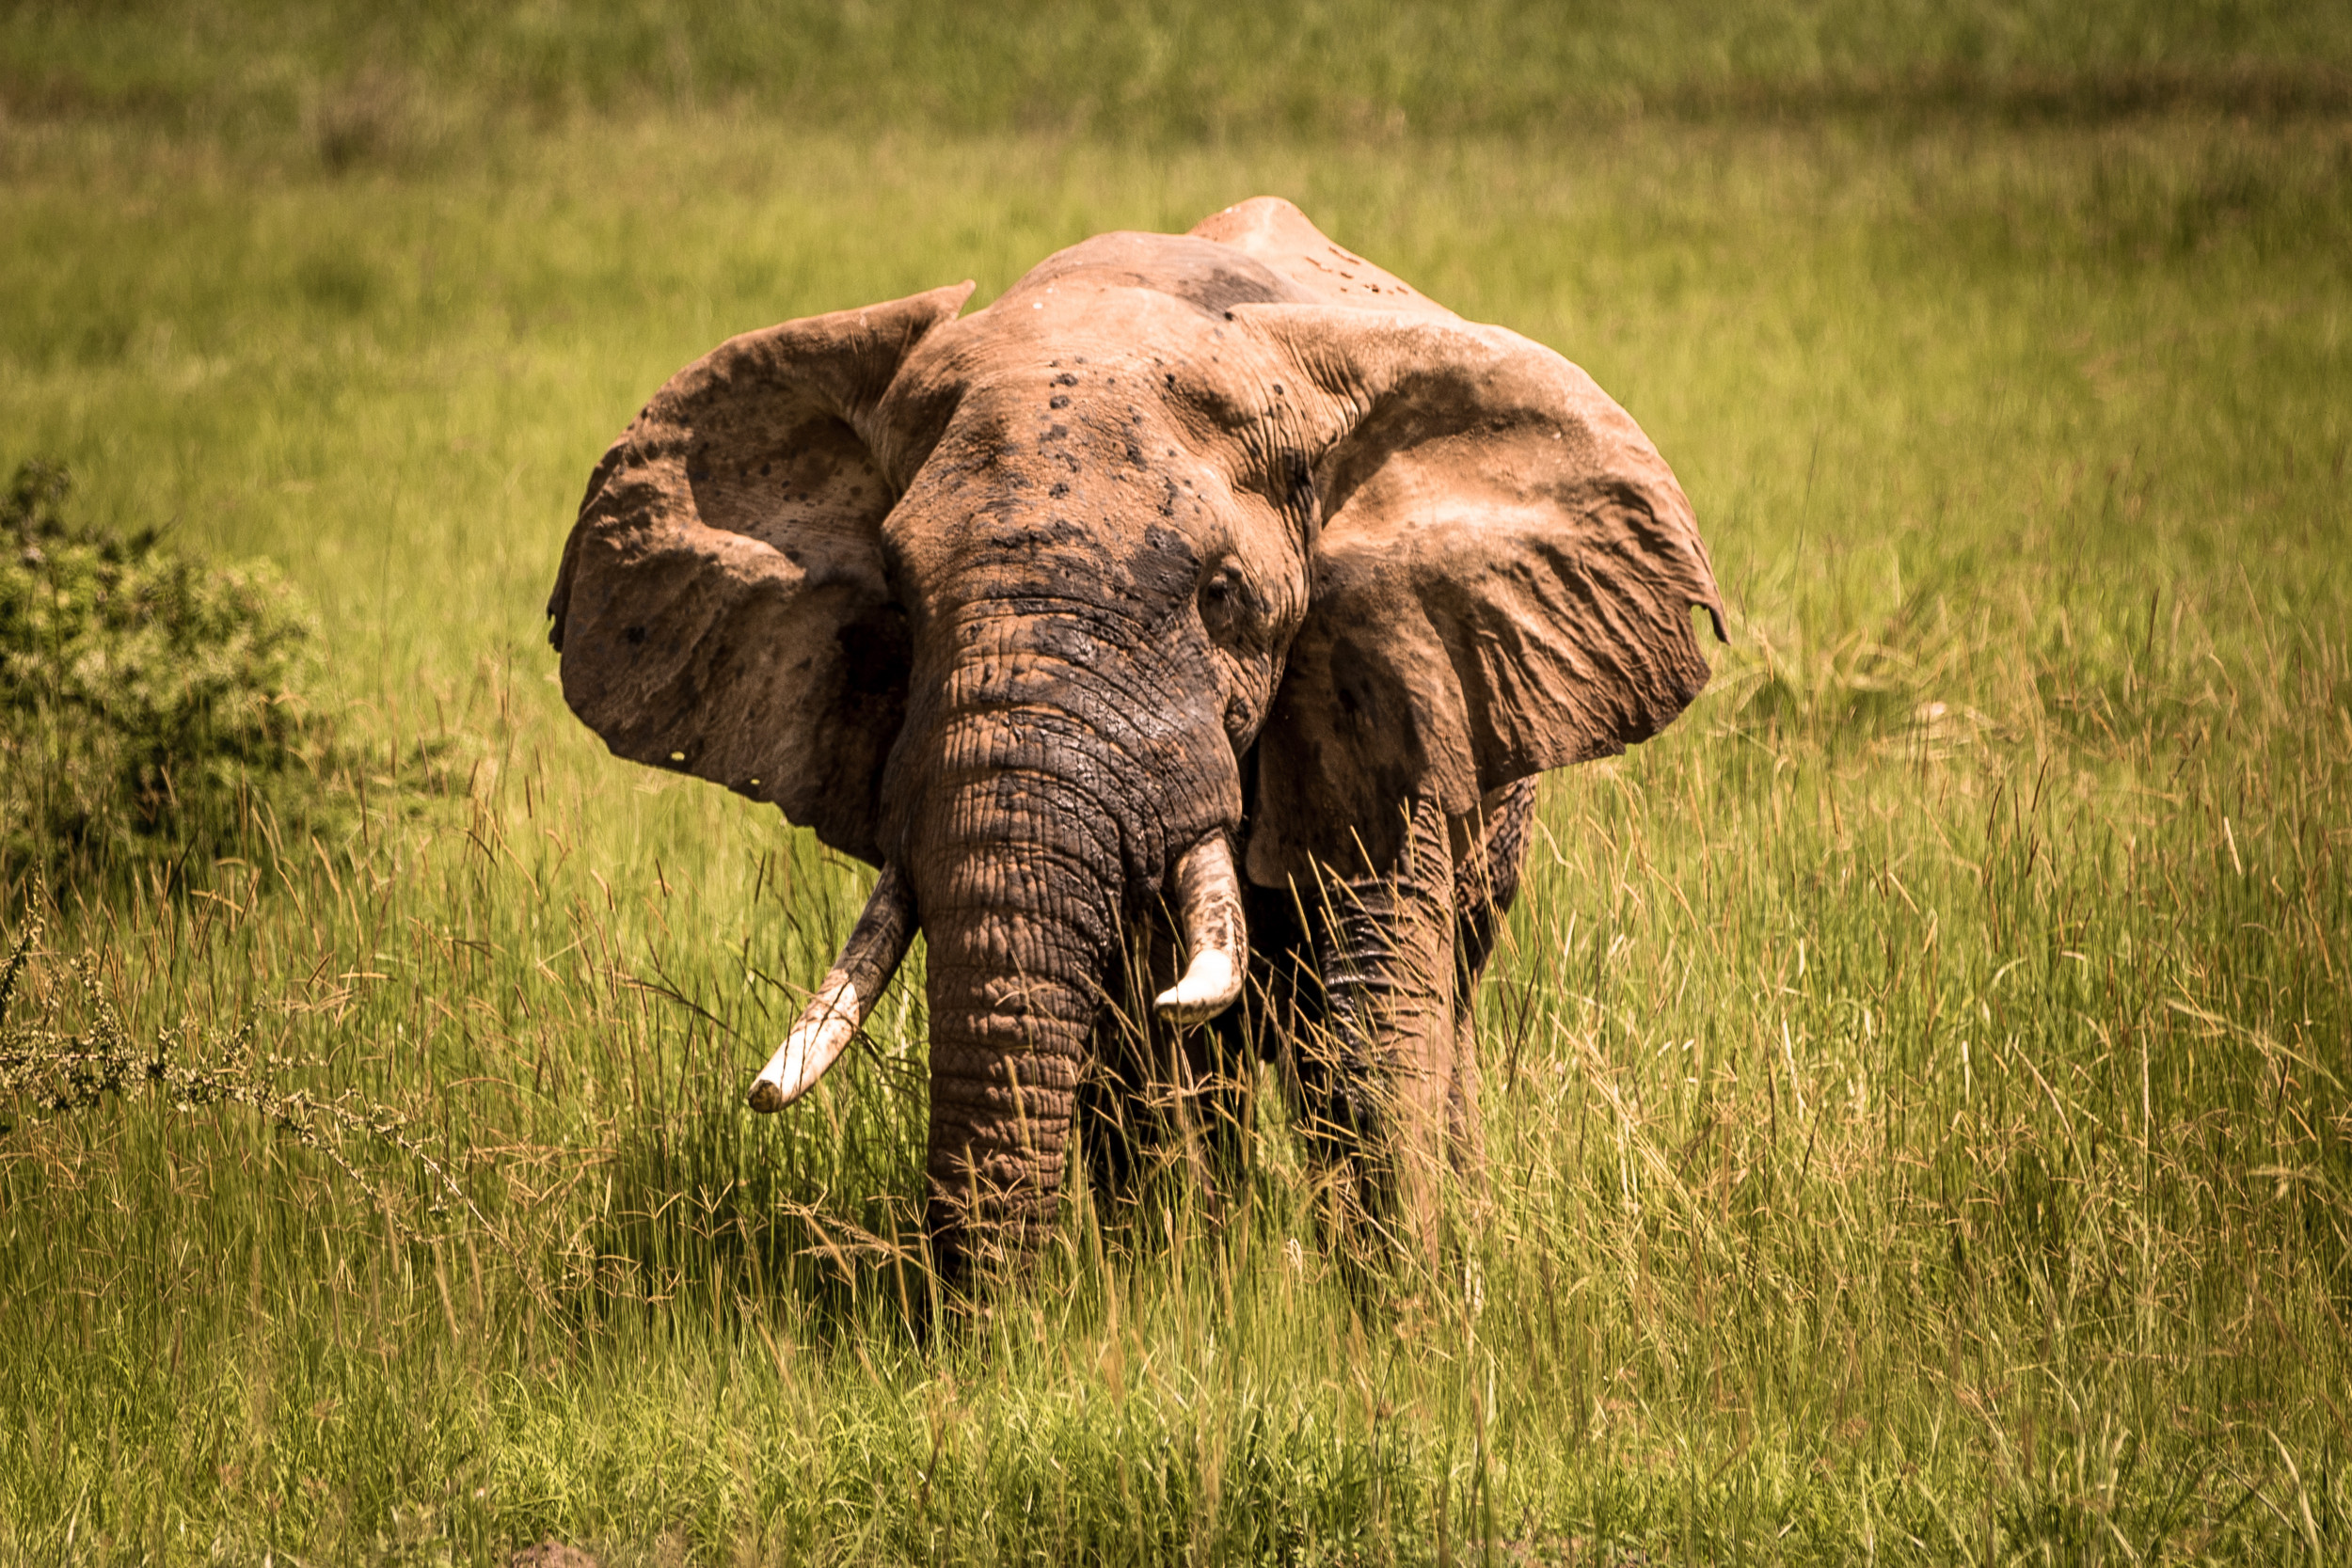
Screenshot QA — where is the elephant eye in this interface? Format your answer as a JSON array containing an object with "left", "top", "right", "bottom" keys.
[{"left": 1199, "top": 563, "right": 1255, "bottom": 641}]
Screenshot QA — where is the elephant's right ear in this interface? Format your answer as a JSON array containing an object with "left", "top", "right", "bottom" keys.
[
  {"left": 1234, "top": 306, "right": 1724, "bottom": 886},
  {"left": 548, "top": 282, "right": 973, "bottom": 866}
]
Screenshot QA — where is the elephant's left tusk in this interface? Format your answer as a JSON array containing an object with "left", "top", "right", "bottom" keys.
[
  {"left": 1156, "top": 832, "right": 1247, "bottom": 1025},
  {"left": 748, "top": 863, "right": 915, "bottom": 1112}
]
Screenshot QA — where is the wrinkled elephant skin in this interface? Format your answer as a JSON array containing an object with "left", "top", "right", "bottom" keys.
[{"left": 548, "top": 198, "right": 1724, "bottom": 1282}]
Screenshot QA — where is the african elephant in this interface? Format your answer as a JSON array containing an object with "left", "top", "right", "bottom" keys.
[{"left": 548, "top": 198, "right": 1723, "bottom": 1282}]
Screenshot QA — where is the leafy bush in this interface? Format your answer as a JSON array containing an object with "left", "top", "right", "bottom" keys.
[{"left": 0, "top": 460, "right": 340, "bottom": 893}]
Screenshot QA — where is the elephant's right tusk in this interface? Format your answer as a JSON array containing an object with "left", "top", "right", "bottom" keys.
[
  {"left": 1155, "top": 832, "right": 1247, "bottom": 1025},
  {"left": 748, "top": 863, "right": 916, "bottom": 1113}
]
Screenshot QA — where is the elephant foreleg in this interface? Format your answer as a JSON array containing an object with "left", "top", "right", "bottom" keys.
[{"left": 1285, "top": 798, "right": 1464, "bottom": 1268}]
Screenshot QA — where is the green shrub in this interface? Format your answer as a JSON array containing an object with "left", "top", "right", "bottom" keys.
[{"left": 0, "top": 459, "right": 340, "bottom": 893}]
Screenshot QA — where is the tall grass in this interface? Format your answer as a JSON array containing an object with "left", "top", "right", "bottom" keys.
[{"left": 2, "top": 40, "right": 2348, "bottom": 1566}]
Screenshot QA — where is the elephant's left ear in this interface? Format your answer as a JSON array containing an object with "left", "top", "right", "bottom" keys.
[{"left": 1236, "top": 308, "right": 1726, "bottom": 885}]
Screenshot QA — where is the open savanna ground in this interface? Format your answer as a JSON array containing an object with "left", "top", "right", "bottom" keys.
[{"left": 4, "top": 4, "right": 2350, "bottom": 1562}]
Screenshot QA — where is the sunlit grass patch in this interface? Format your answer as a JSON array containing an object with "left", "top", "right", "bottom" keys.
[{"left": 1, "top": 72, "right": 2347, "bottom": 1568}]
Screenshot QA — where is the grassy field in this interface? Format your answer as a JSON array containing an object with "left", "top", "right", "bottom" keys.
[{"left": 4, "top": 4, "right": 2350, "bottom": 1562}]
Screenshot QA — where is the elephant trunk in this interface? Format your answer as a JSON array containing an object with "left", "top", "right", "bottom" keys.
[
  {"left": 913, "top": 769, "right": 1126, "bottom": 1278},
  {"left": 889, "top": 595, "right": 1248, "bottom": 1278}
]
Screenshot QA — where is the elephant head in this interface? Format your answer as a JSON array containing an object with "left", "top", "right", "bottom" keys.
[{"left": 548, "top": 198, "right": 1723, "bottom": 1276}]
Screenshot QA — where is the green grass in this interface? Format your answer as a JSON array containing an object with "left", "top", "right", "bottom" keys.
[
  {"left": 3, "top": 8, "right": 2350, "bottom": 1561},
  {"left": 8, "top": 0, "right": 2351, "bottom": 150}
]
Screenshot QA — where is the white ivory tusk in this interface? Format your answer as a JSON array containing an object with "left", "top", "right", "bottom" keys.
[
  {"left": 747, "top": 863, "right": 915, "bottom": 1113},
  {"left": 746, "top": 974, "right": 866, "bottom": 1113},
  {"left": 1154, "top": 832, "right": 1247, "bottom": 1025}
]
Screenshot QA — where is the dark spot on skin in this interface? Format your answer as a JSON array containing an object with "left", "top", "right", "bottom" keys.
[
  {"left": 759, "top": 462, "right": 772, "bottom": 477},
  {"left": 1165, "top": 373, "right": 1177, "bottom": 389},
  {"left": 625, "top": 625, "right": 646, "bottom": 645},
  {"left": 1050, "top": 483, "right": 1070, "bottom": 499},
  {"left": 1050, "top": 396, "right": 1070, "bottom": 410},
  {"left": 1054, "top": 373, "right": 1078, "bottom": 387},
  {"left": 1125, "top": 441, "right": 1145, "bottom": 467},
  {"left": 1133, "top": 523, "right": 1200, "bottom": 608},
  {"left": 1045, "top": 425, "right": 1069, "bottom": 441},
  {"left": 1272, "top": 384, "right": 1283, "bottom": 396}
]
